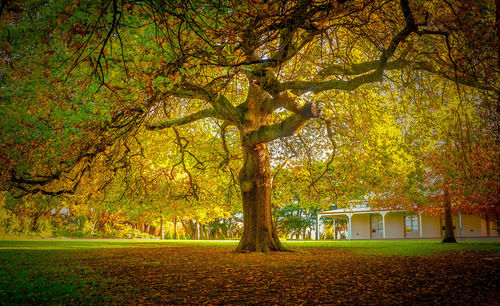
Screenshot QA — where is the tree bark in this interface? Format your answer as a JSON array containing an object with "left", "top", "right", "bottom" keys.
[
  {"left": 442, "top": 185, "right": 457, "bottom": 243},
  {"left": 236, "top": 143, "right": 287, "bottom": 252}
]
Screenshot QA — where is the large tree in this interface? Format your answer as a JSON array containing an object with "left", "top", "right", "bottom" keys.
[{"left": 1, "top": 0, "right": 497, "bottom": 251}]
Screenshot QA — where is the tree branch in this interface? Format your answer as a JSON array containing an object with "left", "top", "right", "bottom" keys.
[
  {"left": 243, "top": 103, "right": 319, "bottom": 146},
  {"left": 309, "top": 120, "right": 337, "bottom": 188},
  {"left": 218, "top": 122, "right": 231, "bottom": 169},
  {"left": 172, "top": 127, "right": 199, "bottom": 200},
  {"left": 172, "top": 84, "right": 242, "bottom": 124},
  {"left": 316, "top": 58, "right": 498, "bottom": 93},
  {"left": 280, "top": 0, "right": 419, "bottom": 94},
  {"left": 316, "top": 58, "right": 409, "bottom": 78},
  {"left": 146, "top": 108, "right": 218, "bottom": 130}
]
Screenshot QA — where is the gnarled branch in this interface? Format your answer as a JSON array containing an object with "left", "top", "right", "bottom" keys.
[
  {"left": 243, "top": 103, "right": 319, "bottom": 146},
  {"left": 172, "top": 84, "right": 242, "bottom": 124}
]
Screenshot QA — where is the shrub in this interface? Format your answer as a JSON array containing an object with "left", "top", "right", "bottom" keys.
[
  {"left": 0, "top": 207, "right": 22, "bottom": 238},
  {"left": 36, "top": 218, "right": 53, "bottom": 238}
]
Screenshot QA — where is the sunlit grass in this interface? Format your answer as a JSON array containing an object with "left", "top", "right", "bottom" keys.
[
  {"left": 283, "top": 240, "right": 500, "bottom": 255},
  {"left": 0, "top": 239, "right": 498, "bottom": 255},
  {"left": 0, "top": 239, "right": 239, "bottom": 250}
]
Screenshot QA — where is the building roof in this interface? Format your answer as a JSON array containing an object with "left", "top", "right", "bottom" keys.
[{"left": 318, "top": 206, "right": 407, "bottom": 216}]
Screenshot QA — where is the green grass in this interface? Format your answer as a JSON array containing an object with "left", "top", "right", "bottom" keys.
[
  {"left": 283, "top": 240, "right": 500, "bottom": 255},
  {"left": 0, "top": 249, "right": 102, "bottom": 304},
  {"left": 0, "top": 239, "right": 498, "bottom": 255},
  {"left": 0, "top": 239, "right": 239, "bottom": 250}
]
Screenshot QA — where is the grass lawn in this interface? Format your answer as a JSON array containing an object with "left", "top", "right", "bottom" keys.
[{"left": 1, "top": 239, "right": 499, "bottom": 304}]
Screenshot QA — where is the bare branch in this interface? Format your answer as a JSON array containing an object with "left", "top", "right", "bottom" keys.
[
  {"left": 309, "top": 120, "right": 337, "bottom": 188},
  {"left": 172, "top": 127, "right": 199, "bottom": 200}
]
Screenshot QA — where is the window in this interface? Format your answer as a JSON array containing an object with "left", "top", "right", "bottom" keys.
[{"left": 405, "top": 215, "right": 419, "bottom": 232}]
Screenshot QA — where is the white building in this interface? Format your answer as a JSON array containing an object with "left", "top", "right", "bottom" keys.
[{"left": 317, "top": 204, "right": 500, "bottom": 240}]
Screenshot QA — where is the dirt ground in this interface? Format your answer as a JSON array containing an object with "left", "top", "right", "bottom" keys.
[{"left": 71, "top": 246, "right": 500, "bottom": 304}]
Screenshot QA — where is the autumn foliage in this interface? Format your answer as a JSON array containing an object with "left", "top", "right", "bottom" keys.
[{"left": 0, "top": 0, "right": 498, "bottom": 249}]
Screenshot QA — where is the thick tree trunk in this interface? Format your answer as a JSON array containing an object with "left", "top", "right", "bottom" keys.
[
  {"left": 442, "top": 185, "right": 457, "bottom": 243},
  {"left": 236, "top": 144, "right": 286, "bottom": 252}
]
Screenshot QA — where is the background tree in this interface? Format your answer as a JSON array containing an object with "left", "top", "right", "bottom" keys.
[{"left": 381, "top": 73, "right": 500, "bottom": 242}]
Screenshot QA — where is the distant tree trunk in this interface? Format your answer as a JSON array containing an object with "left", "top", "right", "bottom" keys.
[
  {"left": 442, "top": 185, "right": 457, "bottom": 243},
  {"left": 160, "top": 216, "right": 164, "bottom": 239},
  {"left": 91, "top": 220, "right": 98, "bottom": 234},
  {"left": 226, "top": 218, "right": 232, "bottom": 238},
  {"left": 193, "top": 221, "right": 199, "bottom": 240},
  {"left": 173, "top": 216, "right": 177, "bottom": 240},
  {"left": 199, "top": 223, "right": 206, "bottom": 240},
  {"left": 97, "top": 214, "right": 109, "bottom": 233},
  {"left": 236, "top": 144, "right": 286, "bottom": 252},
  {"left": 180, "top": 220, "right": 190, "bottom": 239},
  {"left": 182, "top": 220, "right": 198, "bottom": 239},
  {"left": 32, "top": 214, "right": 40, "bottom": 231}
]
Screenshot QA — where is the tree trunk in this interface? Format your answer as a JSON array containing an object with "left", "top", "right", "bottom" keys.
[
  {"left": 236, "top": 144, "right": 286, "bottom": 252},
  {"left": 442, "top": 185, "right": 457, "bottom": 243},
  {"left": 180, "top": 220, "right": 191, "bottom": 239},
  {"left": 193, "top": 221, "right": 198, "bottom": 240},
  {"left": 91, "top": 220, "right": 98, "bottom": 234},
  {"left": 32, "top": 214, "right": 40, "bottom": 231},
  {"left": 173, "top": 216, "right": 177, "bottom": 240},
  {"left": 182, "top": 220, "right": 198, "bottom": 240},
  {"left": 198, "top": 223, "right": 204, "bottom": 240},
  {"left": 160, "top": 216, "right": 164, "bottom": 239}
]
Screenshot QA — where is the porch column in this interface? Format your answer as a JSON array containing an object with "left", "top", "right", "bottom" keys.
[
  {"left": 458, "top": 213, "right": 463, "bottom": 241},
  {"left": 419, "top": 213, "right": 423, "bottom": 238},
  {"left": 347, "top": 213, "right": 353, "bottom": 240},
  {"left": 381, "top": 211, "right": 387, "bottom": 239},
  {"left": 316, "top": 214, "right": 321, "bottom": 240}
]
